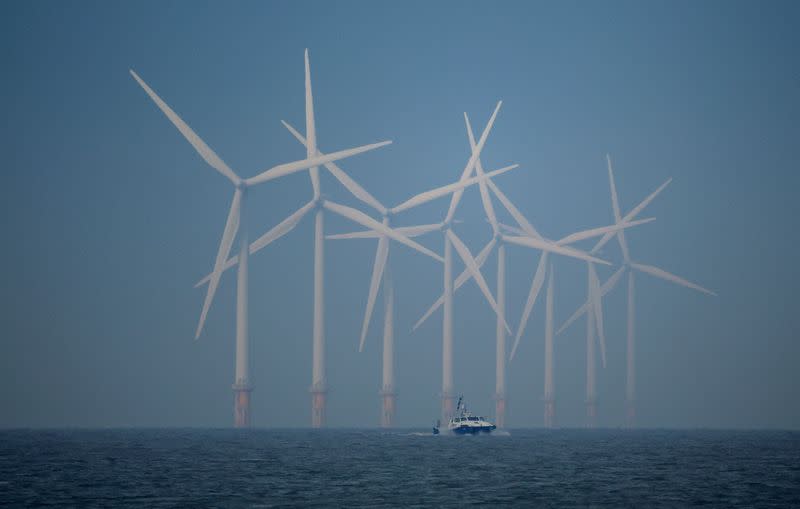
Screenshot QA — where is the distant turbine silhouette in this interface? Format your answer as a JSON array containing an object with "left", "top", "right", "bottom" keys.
[{"left": 558, "top": 154, "right": 716, "bottom": 427}]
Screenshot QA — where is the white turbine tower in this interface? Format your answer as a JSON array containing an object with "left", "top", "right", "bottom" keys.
[
  {"left": 558, "top": 154, "right": 715, "bottom": 427},
  {"left": 193, "top": 50, "right": 450, "bottom": 427},
  {"left": 415, "top": 113, "right": 653, "bottom": 427},
  {"left": 328, "top": 103, "right": 520, "bottom": 426},
  {"left": 131, "top": 67, "right": 392, "bottom": 427}
]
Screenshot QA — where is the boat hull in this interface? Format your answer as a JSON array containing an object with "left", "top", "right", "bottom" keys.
[{"left": 450, "top": 425, "right": 496, "bottom": 435}]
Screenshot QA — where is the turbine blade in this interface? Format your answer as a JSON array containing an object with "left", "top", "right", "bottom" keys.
[
  {"left": 510, "top": 252, "right": 548, "bottom": 360},
  {"left": 465, "top": 113, "right": 499, "bottom": 232},
  {"left": 556, "top": 217, "right": 655, "bottom": 246},
  {"left": 607, "top": 154, "right": 623, "bottom": 223},
  {"left": 591, "top": 178, "right": 672, "bottom": 255},
  {"left": 631, "top": 263, "right": 717, "bottom": 296},
  {"left": 601, "top": 264, "right": 627, "bottom": 297},
  {"left": 589, "top": 263, "right": 607, "bottom": 369},
  {"left": 195, "top": 189, "right": 242, "bottom": 338},
  {"left": 326, "top": 223, "right": 442, "bottom": 241},
  {"left": 557, "top": 265, "right": 626, "bottom": 336},
  {"left": 606, "top": 154, "right": 631, "bottom": 263},
  {"left": 447, "top": 231, "right": 511, "bottom": 334},
  {"left": 503, "top": 235, "right": 610, "bottom": 265},
  {"left": 498, "top": 222, "right": 527, "bottom": 236},
  {"left": 412, "top": 238, "right": 496, "bottom": 331},
  {"left": 486, "top": 178, "right": 541, "bottom": 239},
  {"left": 130, "top": 70, "right": 240, "bottom": 185},
  {"left": 195, "top": 200, "right": 315, "bottom": 287},
  {"left": 326, "top": 230, "right": 381, "bottom": 240},
  {"left": 359, "top": 236, "right": 389, "bottom": 352},
  {"left": 445, "top": 101, "right": 502, "bottom": 223},
  {"left": 323, "top": 201, "right": 443, "bottom": 262},
  {"left": 304, "top": 49, "right": 320, "bottom": 197},
  {"left": 245, "top": 140, "right": 392, "bottom": 186},
  {"left": 397, "top": 223, "right": 443, "bottom": 238},
  {"left": 391, "top": 164, "right": 518, "bottom": 214},
  {"left": 282, "top": 120, "right": 387, "bottom": 214}
]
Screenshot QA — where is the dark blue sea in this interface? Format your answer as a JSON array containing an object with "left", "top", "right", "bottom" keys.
[{"left": 1, "top": 429, "right": 798, "bottom": 507}]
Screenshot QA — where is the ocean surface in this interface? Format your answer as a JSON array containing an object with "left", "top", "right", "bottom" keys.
[{"left": 1, "top": 429, "right": 798, "bottom": 507}]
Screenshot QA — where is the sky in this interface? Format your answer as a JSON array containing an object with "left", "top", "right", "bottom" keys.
[{"left": 1, "top": 0, "right": 798, "bottom": 428}]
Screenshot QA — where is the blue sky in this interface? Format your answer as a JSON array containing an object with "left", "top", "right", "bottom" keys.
[{"left": 1, "top": 0, "right": 798, "bottom": 428}]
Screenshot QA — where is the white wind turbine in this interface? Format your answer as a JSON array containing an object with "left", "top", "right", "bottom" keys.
[
  {"left": 553, "top": 158, "right": 666, "bottom": 428},
  {"left": 413, "top": 113, "right": 654, "bottom": 427},
  {"left": 131, "top": 67, "right": 392, "bottom": 428},
  {"left": 193, "top": 50, "right": 447, "bottom": 427},
  {"left": 327, "top": 102, "right": 520, "bottom": 426},
  {"left": 558, "top": 154, "right": 716, "bottom": 427}
]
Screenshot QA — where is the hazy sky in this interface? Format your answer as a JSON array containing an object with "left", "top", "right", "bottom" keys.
[{"left": 2, "top": 1, "right": 798, "bottom": 428}]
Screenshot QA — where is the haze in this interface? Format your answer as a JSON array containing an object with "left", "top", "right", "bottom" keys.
[{"left": 1, "top": 1, "right": 798, "bottom": 429}]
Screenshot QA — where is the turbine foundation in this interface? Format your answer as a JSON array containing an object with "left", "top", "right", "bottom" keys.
[
  {"left": 380, "top": 386, "right": 396, "bottom": 428},
  {"left": 232, "top": 383, "right": 252, "bottom": 428},
  {"left": 494, "top": 393, "right": 506, "bottom": 428},
  {"left": 626, "top": 398, "right": 636, "bottom": 428},
  {"left": 441, "top": 393, "right": 456, "bottom": 423},
  {"left": 586, "top": 399, "right": 597, "bottom": 428},
  {"left": 543, "top": 397, "right": 556, "bottom": 429},
  {"left": 311, "top": 386, "right": 327, "bottom": 428}
]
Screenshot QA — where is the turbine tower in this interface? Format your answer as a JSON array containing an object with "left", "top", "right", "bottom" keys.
[
  {"left": 559, "top": 154, "right": 715, "bottom": 427},
  {"left": 130, "top": 67, "right": 391, "bottom": 427}
]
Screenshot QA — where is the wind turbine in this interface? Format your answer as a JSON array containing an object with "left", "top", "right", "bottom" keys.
[
  {"left": 414, "top": 113, "right": 653, "bottom": 427},
  {"left": 192, "top": 50, "right": 448, "bottom": 427},
  {"left": 327, "top": 102, "right": 519, "bottom": 425},
  {"left": 558, "top": 154, "right": 716, "bottom": 427},
  {"left": 131, "top": 59, "right": 393, "bottom": 428}
]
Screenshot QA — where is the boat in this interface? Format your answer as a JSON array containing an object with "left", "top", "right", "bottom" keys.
[{"left": 433, "top": 395, "right": 496, "bottom": 435}]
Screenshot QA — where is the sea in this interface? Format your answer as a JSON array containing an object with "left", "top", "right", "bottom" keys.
[{"left": 1, "top": 429, "right": 798, "bottom": 507}]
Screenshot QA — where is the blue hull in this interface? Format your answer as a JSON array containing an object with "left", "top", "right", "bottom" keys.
[{"left": 451, "top": 425, "right": 496, "bottom": 435}]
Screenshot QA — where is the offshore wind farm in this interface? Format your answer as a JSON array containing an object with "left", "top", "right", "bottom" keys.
[
  {"left": 129, "top": 48, "right": 715, "bottom": 430},
  {"left": 6, "top": 2, "right": 800, "bottom": 507}
]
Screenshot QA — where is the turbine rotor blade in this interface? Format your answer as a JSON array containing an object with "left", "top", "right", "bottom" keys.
[
  {"left": 412, "top": 237, "right": 496, "bottom": 331},
  {"left": 557, "top": 264, "right": 626, "bottom": 336},
  {"left": 326, "top": 223, "right": 442, "bottom": 240},
  {"left": 245, "top": 140, "right": 392, "bottom": 186},
  {"left": 130, "top": 70, "right": 240, "bottom": 185},
  {"left": 498, "top": 222, "right": 527, "bottom": 236},
  {"left": 606, "top": 154, "right": 631, "bottom": 263},
  {"left": 465, "top": 112, "right": 499, "bottom": 232},
  {"left": 195, "top": 189, "right": 242, "bottom": 338},
  {"left": 391, "top": 164, "right": 518, "bottom": 214},
  {"left": 591, "top": 178, "right": 672, "bottom": 254},
  {"left": 282, "top": 120, "right": 387, "bottom": 215},
  {"left": 195, "top": 200, "right": 315, "bottom": 287},
  {"left": 359, "top": 235, "right": 389, "bottom": 352},
  {"left": 503, "top": 235, "right": 610, "bottom": 265},
  {"left": 323, "top": 201, "right": 443, "bottom": 262},
  {"left": 556, "top": 217, "right": 655, "bottom": 246},
  {"left": 304, "top": 49, "right": 320, "bottom": 198},
  {"left": 510, "top": 252, "right": 548, "bottom": 360},
  {"left": 447, "top": 231, "right": 511, "bottom": 334},
  {"left": 630, "top": 263, "right": 717, "bottom": 296},
  {"left": 486, "top": 178, "right": 541, "bottom": 239},
  {"left": 445, "top": 101, "right": 502, "bottom": 223}
]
